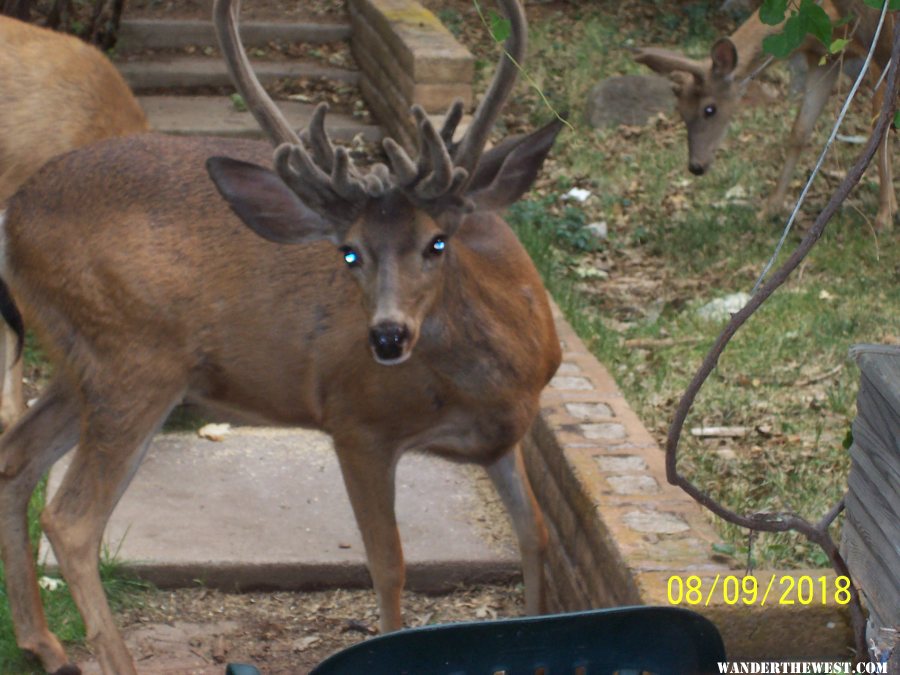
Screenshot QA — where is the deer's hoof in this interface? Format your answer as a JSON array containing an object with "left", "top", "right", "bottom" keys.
[{"left": 51, "top": 665, "right": 81, "bottom": 675}]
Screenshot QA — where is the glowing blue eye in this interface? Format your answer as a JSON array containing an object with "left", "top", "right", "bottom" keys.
[
  {"left": 429, "top": 237, "right": 446, "bottom": 256},
  {"left": 341, "top": 247, "right": 361, "bottom": 267}
]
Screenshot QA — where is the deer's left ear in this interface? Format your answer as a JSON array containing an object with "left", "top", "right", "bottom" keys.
[{"left": 466, "top": 117, "right": 564, "bottom": 212}]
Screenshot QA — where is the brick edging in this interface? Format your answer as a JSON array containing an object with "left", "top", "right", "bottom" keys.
[{"left": 525, "top": 300, "right": 853, "bottom": 659}]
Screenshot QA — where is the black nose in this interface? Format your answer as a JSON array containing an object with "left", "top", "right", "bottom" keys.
[
  {"left": 369, "top": 323, "right": 410, "bottom": 362},
  {"left": 689, "top": 162, "right": 706, "bottom": 176}
]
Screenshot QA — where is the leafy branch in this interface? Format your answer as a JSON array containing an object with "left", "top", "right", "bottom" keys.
[{"left": 760, "top": 0, "right": 898, "bottom": 57}]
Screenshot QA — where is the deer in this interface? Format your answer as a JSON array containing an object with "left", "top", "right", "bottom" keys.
[
  {"left": 635, "top": 1, "right": 896, "bottom": 231},
  {"left": 0, "top": 14, "right": 148, "bottom": 431},
  {"left": 0, "top": 0, "right": 564, "bottom": 670}
]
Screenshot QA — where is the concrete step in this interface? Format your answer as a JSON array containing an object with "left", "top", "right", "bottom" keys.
[
  {"left": 42, "top": 428, "right": 519, "bottom": 592},
  {"left": 119, "top": 56, "right": 358, "bottom": 92},
  {"left": 117, "top": 18, "right": 350, "bottom": 52},
  {"left": 138, "top": 95, "right": 382, "bottom": 142}
]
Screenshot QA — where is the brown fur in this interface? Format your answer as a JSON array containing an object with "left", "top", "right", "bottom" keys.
[
  {"left": 0, "top": 15, "right": 147, "bottom": 203},
  {"left": 0, "top": 14, "right": 148, "bottom": 431}
]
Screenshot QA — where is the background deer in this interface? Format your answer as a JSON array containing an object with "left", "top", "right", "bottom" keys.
[
  {"left": 635, "top": 1, "right": 896, "bottom": 231},
  {"left": 0, "top": 0, "right": 563, "bottom": 671},
  {"left": 0, "top": 14, "right": 148, "bottom": 430}
]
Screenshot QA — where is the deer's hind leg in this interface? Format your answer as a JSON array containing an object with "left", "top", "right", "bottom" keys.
[
  {"left": 486, "top": 444, "right": 548, "bottom": 616},
  {"left": 39, "top": 371, "right": 184, "bottom": 675},
  {"left": 0, "top": 377, "right": 81, "bottom": 674}
]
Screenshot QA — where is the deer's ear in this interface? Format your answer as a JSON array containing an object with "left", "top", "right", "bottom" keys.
[
  {"left": 466, "top": 117, "right": 564, "bottom": 211},
  {"left": 634, "top": 47, "right": 706, "bottom": 84},
  {"left": 206, "top": 156, "right": 336, "bottom": 245},
  {"left": 710, "top": 38, "right": 738, "bottom": 79}
]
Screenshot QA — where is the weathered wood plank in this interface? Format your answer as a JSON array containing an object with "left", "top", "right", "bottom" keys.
[
  {"left": 348, "top": 0, "right": 474, "bottom": 84},
  {"left": 841, "top": 516, "right": 900, "bottom": 624},
  {"left": 847, "top": 440, "right": 900, "bottom": 525}
]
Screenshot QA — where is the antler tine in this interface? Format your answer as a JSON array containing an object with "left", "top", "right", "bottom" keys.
[
  {"left": 213, "top": 0, "right": 300, "bottom": 147},
  {"left": 439, "top": 99, "right": 465, "bottom": 147},
  {"left": 412, "top": 107, "right": 458, "bottom": 200},
  {"left": 300, "top": 102, "right": 336, "bottom": 173},
  {"left": 273, "top": 142, "right": 370, "bottom": 223},
  {"left": 383, "top": 137, "right": 419, "bottom": 186},
  {"left": 330, "top": 147, "right": 367, "bottom": 202},
  {"left": 452, "top": 0, "right": 526, "bottom": 182}
]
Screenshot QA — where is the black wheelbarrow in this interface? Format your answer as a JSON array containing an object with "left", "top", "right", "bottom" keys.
[{"left": 228, "top": 605, "right": 726, "bottom": 674}]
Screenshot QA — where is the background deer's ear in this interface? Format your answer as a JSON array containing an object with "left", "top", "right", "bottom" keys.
[
  {"left": 206, "top": 157, "right": 337, "bottom": 245},
  {"left": 710, "top": 38, "right": 738, "bottom": 79},
  {"left": 465, "top": 117, "right": 564, "bottom": 212},
  {"left": 634, "top": 47, "right": 706, "bottom": 85},
  {"left": 669, "top": 71, "right": 692, "bottom": 96}
]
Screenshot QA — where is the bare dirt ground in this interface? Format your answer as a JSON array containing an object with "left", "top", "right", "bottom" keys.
[{"left": 61, "top": 585, "right": 525, "bottom": 673}]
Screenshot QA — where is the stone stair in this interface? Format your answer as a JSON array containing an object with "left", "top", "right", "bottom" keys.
[{"left": 113, "top": 16, "right": 381, "bottom": 142}]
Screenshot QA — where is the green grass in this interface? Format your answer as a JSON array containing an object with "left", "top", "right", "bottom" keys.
[{"left": 500, "top": 1, "right": 900, "bottom": 568}]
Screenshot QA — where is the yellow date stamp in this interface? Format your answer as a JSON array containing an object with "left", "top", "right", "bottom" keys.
[{"left": 667, "top": 574, "right": 852, "bottom": 607}]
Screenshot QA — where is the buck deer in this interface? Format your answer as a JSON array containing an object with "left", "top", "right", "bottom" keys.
[
  {"left": 0, "top": 0, "right": 563, "bottom": 671},
  {"left": 635, "top": 1, "right": 896, "bottom": 231},
  {"left": 0, "top": 14, "right": 148, "bottom": 430}
]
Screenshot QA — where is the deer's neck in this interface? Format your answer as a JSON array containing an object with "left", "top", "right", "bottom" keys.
[{"left": 730, "top": 11, "right": 784, "bottom": 78}]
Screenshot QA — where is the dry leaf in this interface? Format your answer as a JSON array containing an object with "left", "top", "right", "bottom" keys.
[{"left": 198, "top": 423, "right": 231, "bottom": 442}]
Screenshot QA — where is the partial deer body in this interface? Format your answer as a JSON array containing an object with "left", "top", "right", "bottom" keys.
[
  {"left": 635, "top": 1, "right": 896, "bottom": 231},
  {"left": 0, "top": 0, "right": 563, "bottom": 672},
  {"left": 0, "top": 14, "right": 148, "bottom": 428}
]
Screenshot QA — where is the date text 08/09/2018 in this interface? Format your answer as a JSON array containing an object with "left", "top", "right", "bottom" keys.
[{"left": 666, "top": 574, "right": 852, "bottom": 607}]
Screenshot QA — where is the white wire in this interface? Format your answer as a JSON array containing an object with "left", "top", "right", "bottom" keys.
[{"left": 751, "top": 0, "right": 892, "bottom": 295}]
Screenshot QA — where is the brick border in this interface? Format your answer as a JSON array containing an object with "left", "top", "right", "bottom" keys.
[{"left": 525, "top": 302, "right": 853, "bottom": 659}]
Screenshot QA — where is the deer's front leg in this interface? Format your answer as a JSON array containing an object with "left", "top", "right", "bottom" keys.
[
  {"left": 485, "top": 444, "right": 548, "bottom": 615},
  {"left": 335, "top": 446, "right": 405, "bottom": 632}
]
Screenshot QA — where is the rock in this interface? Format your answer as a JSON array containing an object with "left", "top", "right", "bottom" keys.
[
  {"left": 586, "top": 221, "right": 608, "bottom": 241},
  {"left": 585, "top": 74, "right": 675, "bottom": 129},
  {"left": 696, "top": 292, "right": 751, "bottom": 322}
]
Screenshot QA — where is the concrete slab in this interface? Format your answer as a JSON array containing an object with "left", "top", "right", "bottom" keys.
[
  {"left": 118, "top": 19, "right": 350, "bottom": 52},
  {"left": 43, "top": 427, "right": 519, "bottom": 592},
  {"left": 139, "top": 95, "right": 383, "bottom": 142},
  {"left": 119, "top": 57, "right": 358, "bottom": 91}
]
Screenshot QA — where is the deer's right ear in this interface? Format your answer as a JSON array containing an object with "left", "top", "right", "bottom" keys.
[
  {"left": 634, "top": 47, "right": 706, "bottom": 84},
  {"left": 206, "top": 156, "right": 337, "bottom": 245}
]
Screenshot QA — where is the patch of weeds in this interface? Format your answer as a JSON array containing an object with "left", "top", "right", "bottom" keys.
[
  {"left": 507, "top": 197, "right": 600, "bottom": 254},
  {"left": 436, "top": 8, "right": 464, "bottom": 38}
]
